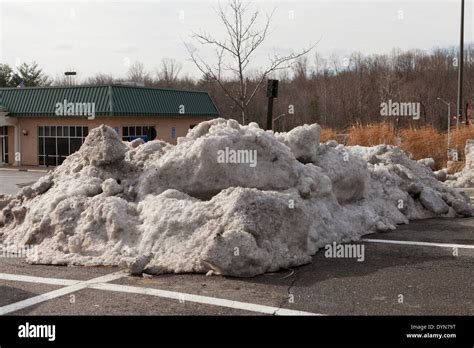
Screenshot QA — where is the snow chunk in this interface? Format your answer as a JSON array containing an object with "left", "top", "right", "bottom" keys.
[
  {"left": 138, "top": 119, "right": 323, "bottom": 200},
  {"left": 101, "top": 179, "right": 122, "bottom": 196},
  {"left": 465, "top": 140, "right": 474, "bottom": 170},
  {"left": 80, "top": 125, "right": 128, "bottom": 166},
  {"left": 445, "top": 140, "right": 474, "bottom": 188},
  {"left": 417, "top": 158, "right": 435, "bottom": 171},
  {"left": 433, "top": 169, "right": 448, "bottom": 182},
  {"left": 419, "top": 187, "right": 449, "bottom": 214},
  {"left": 275, "top": 124, "right": 321, "bottom": 163},
  {"left": 314, "top": 143, "right": 368, "bottom": 204}
]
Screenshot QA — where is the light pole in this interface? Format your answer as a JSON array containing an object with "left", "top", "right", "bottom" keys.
[
  {"left": 456, "top": 0, "right": 465, "bottom": 123},
  {"left": 437, "top": 97, "right": 452, "bottom": 158},
  {"left": 64, "top": 71, "right": 77, "bottom": 86}
]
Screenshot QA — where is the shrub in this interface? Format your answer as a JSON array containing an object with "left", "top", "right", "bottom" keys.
[
  {"left": 347, "top": 123, "right": 397, "bottom": 146},
  {"left": 400, "top": 127, "right": 447, "bottom": 170}
]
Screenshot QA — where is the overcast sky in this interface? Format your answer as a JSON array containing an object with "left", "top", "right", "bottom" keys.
[{"left": 0, "top": 0, "right": 472, "bottom": 81}]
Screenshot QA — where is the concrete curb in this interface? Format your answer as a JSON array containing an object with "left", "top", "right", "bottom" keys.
[{"left": 0, "top": 167, "right": 49, "bottom": 173}]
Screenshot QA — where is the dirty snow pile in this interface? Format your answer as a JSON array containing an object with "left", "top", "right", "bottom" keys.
[
  {"left": 445, "top": 140, "right": 474, "bottom": 188},
  {"left": 0, "top": 119, "right": 472, "bottom": 277}
]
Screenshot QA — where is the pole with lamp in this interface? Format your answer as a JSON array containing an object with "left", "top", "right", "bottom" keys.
[
  {"left": 456, "top": 0, "right": 465, "bottom": 126},
  {"left": 64, "top": 71, "right": 77, "bottom": 86}
]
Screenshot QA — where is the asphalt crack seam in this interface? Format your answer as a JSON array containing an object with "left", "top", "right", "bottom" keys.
[{"left": 272, "top": 270, "right": 299, "bottom": 316}]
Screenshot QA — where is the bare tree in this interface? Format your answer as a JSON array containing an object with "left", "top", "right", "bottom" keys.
[
  {"left": 52, "top": 73, "right": 71, "bottom": 86},
  {"left": 85, "top": 73, "right": 115, "bottom": 85},
  {"left": 293, "top": 56, "right": 309, "bottom": 81},
  {"left": 186, "top": 0, "right": 317, "bottom": 125},
  {"left": 313, "top": 52, "right": 328, "bottom": 76},
  {"left": 156, "top": 58, "right": 182, "bottom": 87},
  {"left": 127, "top": 61, "right": 149, "bottom": 83}
]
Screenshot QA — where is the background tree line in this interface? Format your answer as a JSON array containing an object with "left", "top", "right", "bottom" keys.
[{"left": 1, "top": 44, "right": 473, "bottom": 132}]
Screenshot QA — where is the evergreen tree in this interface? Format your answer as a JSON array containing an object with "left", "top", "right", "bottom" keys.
[
  {"left": 11, "top": 62, "right": 50, "bottom": 87},
  {"left": 0, "top": 64, "right": 14, "bottom": 87}
]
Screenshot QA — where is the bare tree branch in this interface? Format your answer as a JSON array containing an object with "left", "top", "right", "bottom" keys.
[{"left": 186, "top": 0, "right": 317, "bottom": 125}]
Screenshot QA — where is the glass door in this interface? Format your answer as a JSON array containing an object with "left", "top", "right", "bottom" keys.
[{"left": 0, "top": 126, "right": 8, "bottom": 164}]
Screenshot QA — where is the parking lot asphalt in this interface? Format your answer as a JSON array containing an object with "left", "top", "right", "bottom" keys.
[
  {"left": 0, "top": 170, "right": 47, "bottom": 196},
  {"left": 0, "top": 217, "right": 472, "bottom": 316}
]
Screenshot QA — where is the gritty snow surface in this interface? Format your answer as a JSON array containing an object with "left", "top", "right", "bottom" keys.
[
  {"left": 445, "top": 140, "right": 474, "bottom": 189},
  {"left": 0, "top": 119, "right": 472, "bottom": 277}
]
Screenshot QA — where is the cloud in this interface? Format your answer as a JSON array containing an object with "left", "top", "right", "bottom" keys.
[
  {"left": 115, "top": 45, "right": 140, "bottom": 54},
  {"left": 53, "top": 43, "right": 74, "bottom": 52}
]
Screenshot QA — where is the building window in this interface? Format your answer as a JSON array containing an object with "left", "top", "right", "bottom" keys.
[
  {"left": 38, "top": 126, "right": 88, "bottom": 166},
  {"left": 0, "top": 126, "right": 8, "bottom": 164},
  {"left": 122, "top": 126, "right": 152, "bottom": 142}
]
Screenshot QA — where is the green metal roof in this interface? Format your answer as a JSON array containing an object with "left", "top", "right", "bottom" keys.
[{"left": 0, "top": 85, "right": 219, "bottom": 117}]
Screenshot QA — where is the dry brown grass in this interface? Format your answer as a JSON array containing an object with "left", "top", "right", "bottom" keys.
[
  {"left": 347, "top": 123, "right": 397, "bottom": 146},
  {"left": 400, "top": 127, "right": 447, "bottom": 170},
  {"left": 320, "top": 128, "right": 337, "bottom": 142},
  {"left": 320, "top": 123, "right": 474, "bottom": 170},
  {"left": 447, "top": 161, "right": 465, "bottom": 174}
]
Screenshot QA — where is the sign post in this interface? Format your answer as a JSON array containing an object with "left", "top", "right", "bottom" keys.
[{"left": 266, "top": 79, "right": 279, "bottom": 130}]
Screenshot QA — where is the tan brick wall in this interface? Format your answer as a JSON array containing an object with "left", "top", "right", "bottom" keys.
[{"left": 16, "top": 116, "right": 211, "bottom": 166}]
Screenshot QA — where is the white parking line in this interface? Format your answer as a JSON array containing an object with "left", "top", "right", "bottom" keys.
[
  {"left": 361, "top": 238, "right": 474, "bottom": 249},
  {"left": 0, "top": 272, "right": 319, "bottom": 316},
  {"left": 90, "top": 282, "right": 318, "bottom": 316},
  {"left": 0, "top": 271, "right": 126, "bottom": 315},
  {"left": 0, "top": 273, "right": 77, "bottom": 286}
]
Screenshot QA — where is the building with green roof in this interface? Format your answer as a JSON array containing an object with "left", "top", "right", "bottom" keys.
[{"left": 0, "top": 84, "right": 219, "bottom": 166}]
